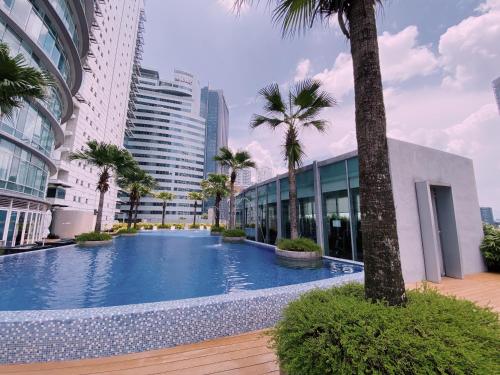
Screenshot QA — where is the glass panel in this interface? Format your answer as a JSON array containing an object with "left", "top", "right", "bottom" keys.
[
  {"left": 0, "top": 209, "right": 7, "bottom": 243},
  {"left": 320, "top": 161, "right": 352, "bottom": 259},
  {"left": 6, "top": 211, "right": 17, "bottom": 246},
  {"left": 23, "top": 212, "right": 32, "bottom": 243},
  {"left": 14, "top": 211, "right": 25, "bottom": 246},
  {"left": 257, "top": 185, "right": 266, "bottom": 243},
  {"left": 347, "top": 158, "right": 362, "bottom": 260},
  {"left": 267, "top": 182, "right": 277, "bottom": 244},
  {"left": 297, "top": 170, "right": 316, "bottom": 240},
  {"left": 244, "top": 189, "right": 256, "bottom": 240},
  {"left": 280, "top": 178, "right": 290, "bottom": 238}
]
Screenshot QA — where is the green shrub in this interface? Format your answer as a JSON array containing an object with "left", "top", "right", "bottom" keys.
[
  {"left": 210, "top": 226, "right": 224, "bottom": 233},
  {"left": 189, "top": 224, "right": 200, "bottom": 229},
  {"left": 481, "top": 225, "right": 500, "bottom": 271},
  {"left": 75, "top": 232, "right": 112, "bottom": 242},
  {"left": 222, "top": 229, "right": 246, "bottom": 238},
  {"left": 272, "top": 284, "right": 500, "bottom": 375},
  {"left": 137, "top": 223, "right": 153, "bottom": 230},
  {"left": 277, "top": 237, "right": 321, "bottom": 252},
  {"left": 116, "top": 227, "right": 138, "bottom": 235}
]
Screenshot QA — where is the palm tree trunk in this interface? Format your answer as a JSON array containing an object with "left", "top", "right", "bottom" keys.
[
  {"left": 133, "top": 198, "right": 140, "bottom": 228},
  {"left": 288, "top": 163, "right": 298, "bottom": 239},
  {"left": 349, "top": 0, "right": 406, "bottom": 306},
  {"left": 229, "top": 172, "right": 236, "bottom": 229},
  {"left": 127, "top": 198, "right": 134, "bottom": 229},
  {"left": 95, "top": 190, "right": 105, "bottom": 232},
  {"left": 162, "top": 201, "right": 166, "bottom": 226},
  {"left": 214, "top": 194, "right": 221, "bottom": 227},
  {"left": 193, "top": 201, "right": 197, "bottom": 226}
]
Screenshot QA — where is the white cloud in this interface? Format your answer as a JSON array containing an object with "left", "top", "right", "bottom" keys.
[
  {"left": 311, "top": 26, "right": 439, "bottom": 99},
  {"left": 439, "top": 1, "right": 500, "bottom": 89},
  {"left": 294, "top": 59, "right": 311, "bottom": 82}
]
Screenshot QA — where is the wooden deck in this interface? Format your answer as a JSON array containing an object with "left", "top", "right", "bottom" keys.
[{"left": 2, "top": 273, "right": 499, "bottom": 375}]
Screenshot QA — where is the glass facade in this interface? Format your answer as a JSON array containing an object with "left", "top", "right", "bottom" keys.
[
  {"left": 0, "top": 201, "right": 47, "bottom": 247},
  {"left": 236, "top": 157, "right": 363, "bottom": 262}
]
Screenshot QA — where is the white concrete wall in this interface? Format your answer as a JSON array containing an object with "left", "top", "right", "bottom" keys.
[
  {"left": 51, "top": 209, "right": 96, "bottom": 239},
  {"left": 388, "top": 139, "right": 485, "bottom": 282}
]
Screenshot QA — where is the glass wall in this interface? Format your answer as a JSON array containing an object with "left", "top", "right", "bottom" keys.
[
  {"left": 297, "top": 170, "right": 316, "bottom": 241},
  {"left": 267, "top": 182, "right": 277, "bottom": 244},
  {"left": 280, "top": 177, "right": 290, "bottom": 239},
  {"left": 244, "top": 189, "right": 255, "bottom": 240},
  {"left": 0, "top": 202, "right": 47, "bottom": 246},
  {"left": 348, "top": 158, "right": 362, "bottom": 261}
]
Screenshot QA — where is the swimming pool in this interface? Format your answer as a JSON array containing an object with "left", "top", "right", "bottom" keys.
[{"left": 0, "top": 231, "right": 362, "bottom": 311}]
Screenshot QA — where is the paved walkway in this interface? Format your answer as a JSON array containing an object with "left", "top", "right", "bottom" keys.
[{"left": 2, "top": 273, "right": 499, "bottom": 375}]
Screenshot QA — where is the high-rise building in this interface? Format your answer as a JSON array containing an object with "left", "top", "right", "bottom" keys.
[
  {"left": 0, "top": 0, "right": 92, "bottom": 246},
  {"left": 120, "top": 68, "right": 206, "bottom": 223},
  {"left": 200, "top": 87, "right": 229, "bottom": 177},
  {"left": 235, "top": 168, "right": 252, "bottom": 189},
  {"left": 480, "top": 207, "right": 495, "bottom": 225},
  {"left": 257, "top": 166, "right": 273, "bottom": 183},
  {"left": 48, "top": 0, "right": 145, "bottom": 238},
  {"left": 493, "top": 77, "right": 500, "bottom": 115}
]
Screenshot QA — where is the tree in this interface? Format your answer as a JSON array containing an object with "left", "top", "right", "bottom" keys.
[
  {"left": 214, "top": 147, "right": 256, "bottom": 229},
  {"left": 155, "top": 192, "right": 175, "bottom": 226},
  {"left": 201, "top": 174, "right": 230, "bottom": 227},
  {"left": 0, "top": 42, "right": 53, "bottom": 118},
  {"left": 187, "top": 191, "right": 204, "bottom": 227},
  {"left": 235, "top": 0, "right": 407, "bottom": 306},
  {"left": 118, "top": 167, "right": 157, "bottom": 228},
  {"left": 70, "top": 141, "right": 135, "bottom": 232},
  {"left": 252, "top": 79, "right": 334, "bottom": 239}
]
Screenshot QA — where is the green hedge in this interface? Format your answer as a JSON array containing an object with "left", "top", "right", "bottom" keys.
[
  {"left": 210, "top": 226, "right": 224, "bottom": 233},
  {"left": 222, "top": 229, "right": 246, "bottom": 238},
  {"left": 116, "top": 227, "right": 138, "bottom": 234},
  {"left": 277, "top": 238, "right": 321, "bottom": 252},
  {"left": 481, "top": 225, "right": 500, "bottom": 271},
  {"left": 137, "top": 223, "right": 153, "bottom": 230},
  {"left": 189, "top": 224, "right": 200, "bottom": 229},
  {"left": 75, "top": 232, "right": 112, "bottom": 242},
  {"left": 272, "top": 284, "right": 500, "bottom": 375}
]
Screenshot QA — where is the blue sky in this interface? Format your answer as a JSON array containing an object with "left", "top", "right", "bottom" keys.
[{"left": 143, "top": 0, "right": 500, "bottom": 217}]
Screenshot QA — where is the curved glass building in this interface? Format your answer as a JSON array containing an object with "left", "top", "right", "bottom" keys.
[
  {"left": 122, "top": 68, "right": 206, "bottom": 223},
  {"left": 0, "top": 0, "right": 91, "bottom": 246}
]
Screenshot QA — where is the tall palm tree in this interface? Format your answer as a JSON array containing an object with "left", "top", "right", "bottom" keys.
[
  {"left": 252, "top": 79, "right": 334, "bottom": 239},
  {"left": 155, "top": 192, "right": 175, "bottom": 226},
  {"left": 214, "top": 147, "right": 256, "bottom": 229},
  {"left": 0, "top": 42, "right": 53, "bottom": 118},
  {"left": 70, "top": 141, "right": 135, "bottom": 232},
  {"left": 118, "top": 167, "right": 157, "bottom": 228},
  {"left": 187, "top": 191, "right": 204, "bottom": 227},
  {"left": 235, "top": 0, "right": 407, "bottom": 306},
  {"left": 201, "top": 174, "right": 230, "bottom": 228}
]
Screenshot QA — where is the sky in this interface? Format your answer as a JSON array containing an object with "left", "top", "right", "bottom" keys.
[{"left": 142, "top": 0, "right": 500, "bottom": 218}]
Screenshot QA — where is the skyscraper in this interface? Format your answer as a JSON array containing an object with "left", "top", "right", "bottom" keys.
[
  {"left": 121, "top": 68, "right": 206, "bottom": 223},
  {"left": 493, "top": 77, "right": 500, "bottom": 115},
  {"left": 48, "top": 0, "right": 145, "bottom": 238},
  {"left": 480, "top": 207, "right": 495, "bottom": 225},
  {"left": 0, "top": 0, "right": 91, "bottom": 246}
]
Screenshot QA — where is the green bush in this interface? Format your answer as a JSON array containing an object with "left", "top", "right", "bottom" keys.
[
  {"left": 116, "top": 227, "right": 138, "bottom": 235},
  {"left": 210, "top": 226, "right": 224, "bottom": 233},
  {"left": 75, "top": 232, "right": 112, "bottom": 242},
  {"left": 137, "top": 223, "right": 153, "bottom": 230},
  {"left": 222, "top": 229, "right": 246, "bottom": 238},
  {"left": 277, "top": 237, "right": 321, "bottom": 252},
  {"left": 272, "top": 284, "right": 500, "bottom": 375},
  {"left": 481, "top": 225, "right": 500, "bottom": 271},
  {"left": 189, "top": 224, "right": 200, "bottom": 229}
]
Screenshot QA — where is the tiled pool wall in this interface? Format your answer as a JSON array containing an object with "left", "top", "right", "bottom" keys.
[{"left": 0, "top": 240, "right": 364, "bottom": 364}]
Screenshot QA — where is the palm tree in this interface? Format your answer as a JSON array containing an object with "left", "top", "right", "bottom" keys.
[
  {"left": 70, "top": 141, "right": 135, "bottom": 232},
  {"left": 214, "top": 147, "right": 256, "bottom": 229},
  {"left": 187, "top": 191, "right": 204, "bottom": 227},
  {"left": 118, "top": 167, "right": 157, "bottom": 228},
  {"left": 201, "top": 174, "right": 230, "bottom": 228},
  {"left": 0, "top": 42, "right": 53, "bottom": 118},
  {"left": 155, "top": 192, "right": 175, "bottom": 226},
  {"left": 252, "top": 79, "right": 334, "bottom": 239},
  {"left": 235, "top": 0, "right": 407, "bottom": 306}
]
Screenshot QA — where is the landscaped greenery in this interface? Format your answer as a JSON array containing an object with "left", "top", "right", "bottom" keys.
[
  {"left": 155, "top": 192, "right": 175, "bottom": 226},
  {"left": 210, "top": 225, "right": 224, "bottom": 234},
  {"left": 481, "top": 224, "right": 500, "bottom": 271},
  {"left": 271, "top": 283, "right": 500, "bottom": 375},
  {"left": 116, "top": 227, "right": 138, "bottom": 235},
  {"left": 137, "top": 223, "right": 153, "bottom": 230},
  {"left": 277, "top": 238, "right": 321, "bottom": 252},
  {"left": 75, "top": 232, "right": 112, "bottom": 242},
  {"left": 189, "top": 223, "right": 200, "bottom": 229},
  {"left": 222, "top": 229, "right": 246, "bottom": 238},
  {"left": 201, "top": 173, "right": 229, "bottom": 228}
]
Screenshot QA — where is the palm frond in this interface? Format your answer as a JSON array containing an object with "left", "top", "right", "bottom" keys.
[
  {"left": 302, "top": 119, "right": 328, "bottom": 132},
  {"left": 250, "top": 114, "right": 284, "bottom": 129},
  {"left": 259, "top": 83, "right": 287, "bottom": 114},
  {"left": 272, "top": 0, "right": 318, "bottom": 37},
  {"left": 284, "top": 125, "right": 305, "bottom": 168}
]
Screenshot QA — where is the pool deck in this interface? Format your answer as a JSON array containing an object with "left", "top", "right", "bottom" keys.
[{"left": 2, "top": 272, "right": 498, "bottom": 375}]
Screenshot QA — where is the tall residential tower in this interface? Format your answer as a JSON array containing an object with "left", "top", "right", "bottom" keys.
[{"left": 0, "top": 0, "right": 91, "bottom": 246}]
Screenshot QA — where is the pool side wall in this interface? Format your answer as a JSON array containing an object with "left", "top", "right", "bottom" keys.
[{"left": 0, "top": 271, "right": 363, "bottom": 364}]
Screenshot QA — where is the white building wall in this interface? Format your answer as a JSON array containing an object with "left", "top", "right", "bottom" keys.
[{"left": 50, "top": 0, "right": 144, "bottom": 237}]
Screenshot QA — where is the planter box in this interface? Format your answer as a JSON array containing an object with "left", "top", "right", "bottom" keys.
[
  {"left": 222, "top": 237, "right": 246, "bottom": 242},
  {"left": 275, "top": 248, "right": 321, "bottom": 260},
  {"left": 77, "top": 239, "right": 113, "bottom": 246}
]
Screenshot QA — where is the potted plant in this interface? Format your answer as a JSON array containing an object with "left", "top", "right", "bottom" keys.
[
  {"left": 222, "top": 229, "right": 246, "bottom": 242},
  {"left": 275, "top": 238, "right": 321, "bottom": 260},
  {"left": 75, "top": 232, "right": 113, "bottom": 246}
]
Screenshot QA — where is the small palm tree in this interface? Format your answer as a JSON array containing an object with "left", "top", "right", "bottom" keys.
[
  {"left": 70, "top": 141, "right": 135, "bottom": 232},
  {"left": 187, "top": 191, "right": 204, "bottom": 227},
  {"left": 0, "top": 42, "right": 53, "bottom": 118},
  {"left": 201, "top": 174, "right": 230, "bottom": 228},
  {"left": 252, "top": 79, "right": 334, "bottom": 239},
  {"left": 155, "top": 192, "right": 175, "bottom": 226},
  {"left": 118, "top": 167, "right": 157, "bottom": 228},
  {"left": 214, "top": 147, "right": 256, "bottom": 229}
]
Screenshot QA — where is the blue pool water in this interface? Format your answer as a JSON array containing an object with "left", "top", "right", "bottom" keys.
[{"left": 0, "top": 231, "right": 362, "bottom": 311}]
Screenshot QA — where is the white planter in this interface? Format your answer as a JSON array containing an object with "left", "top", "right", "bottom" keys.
[
  {"left": 275, "top": 248, "right": 321, "bottom": 260},
  {"left": 222, "top": 236, "right": 246, "bottom": 242},
  {"left": 77, "top": 239, "right": 113, "bottom": 246}
]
